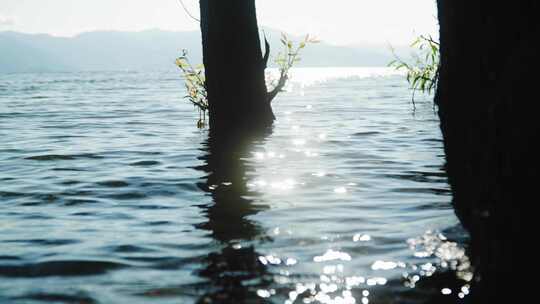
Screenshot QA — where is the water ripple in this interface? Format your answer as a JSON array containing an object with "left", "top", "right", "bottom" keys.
[
  {"left": 0, "top": 260, "right": 127, "bottom": 278},
  {"left": 0, "top": 69, "right": 467, "bottom": 303},
  {"left": 13, "top": 293, "right": 97, "bottom": 304},
  {"left": 25, "top": 154, "right": 104, "bottom": 161}
]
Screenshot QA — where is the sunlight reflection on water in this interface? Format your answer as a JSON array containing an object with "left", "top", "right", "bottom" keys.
[
  {"left": 241, "top": 68, "right": 470, "bottom": 303},
  {"left": 0, "top": 68, "right": 469, "bottom": 303},
  {"left": 267, "top": 67, "right": 405, "bottom": 89}
]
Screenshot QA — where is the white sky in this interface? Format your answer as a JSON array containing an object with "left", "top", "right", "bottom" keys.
[{"left": 0, "top": 0, "right": 438, "bottom": 46}]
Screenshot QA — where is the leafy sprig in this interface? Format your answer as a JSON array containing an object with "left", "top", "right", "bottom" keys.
[
  {"left": 176, "top": 50, "right": 208, "bottom": 128},
  {"left": 267, "top": 33, "right": 319, "bottom": 98},
  {"left": 389, "top": 34, "right": 440, "bottom": 108}
]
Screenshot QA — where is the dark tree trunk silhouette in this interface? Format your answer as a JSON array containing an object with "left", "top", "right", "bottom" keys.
[
  {"left": 199, "top": 0, "right": 274, "bottom": 131},
  {"left": 436, "top": 1, "right": 539, "bottom": 300}
]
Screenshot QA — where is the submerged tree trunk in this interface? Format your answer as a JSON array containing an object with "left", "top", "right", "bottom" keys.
[
  {"left": 199, "top": 0, "right": 274, "bottom": 131},
  {"left": 436, "top": 0, "right": 539, "bottom": 300}
]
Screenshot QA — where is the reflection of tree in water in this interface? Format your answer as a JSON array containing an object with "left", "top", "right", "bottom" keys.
[{"left": 194, "top": 128, "right": 274, "bottom": 303}]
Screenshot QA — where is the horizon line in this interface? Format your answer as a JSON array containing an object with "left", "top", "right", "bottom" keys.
[{"left": 0, "top": 28, "right": 411, "bottom": 48}]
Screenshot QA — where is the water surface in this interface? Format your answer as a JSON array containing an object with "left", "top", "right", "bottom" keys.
[{"left": 0, "top": 69, "right": 470, "bottom": 303}]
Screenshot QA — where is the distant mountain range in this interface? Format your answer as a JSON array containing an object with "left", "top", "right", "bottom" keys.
[{"left": 0, "top": 29, "right": 408, "bottom": 73}]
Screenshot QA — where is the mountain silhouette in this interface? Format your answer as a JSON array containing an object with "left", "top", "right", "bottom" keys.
[{"left": 0, "top": 29, "right": 405, "bottom": 73}]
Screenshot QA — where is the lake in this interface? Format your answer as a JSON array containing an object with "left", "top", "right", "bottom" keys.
[{"left": 0, "top": 68, "right": 471, "bottom": 303}]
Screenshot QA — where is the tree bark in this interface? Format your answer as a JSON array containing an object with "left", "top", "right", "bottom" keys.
[
  {"left": 436, "top": 0, "right": 539, "bottom": 300},
  {"left": 199, "top": 0, "right": 274, "bottom": 132}
]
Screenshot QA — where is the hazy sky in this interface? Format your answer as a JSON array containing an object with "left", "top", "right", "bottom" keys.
[{"left": 0, "top": 0, "right": 438, "bottom": 46}]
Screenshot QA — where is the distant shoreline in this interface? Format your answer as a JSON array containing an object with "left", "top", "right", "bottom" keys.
[{"left": 1, "top": 30, "right": 411, "bottom": 73}]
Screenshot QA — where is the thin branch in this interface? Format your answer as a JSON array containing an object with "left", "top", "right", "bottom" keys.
[
  {"left": 267, "top": 71, "right": 288, "bottom": 103},
  {"left": 419, "top": 34, "right": 440, "bottom": 46},
  {"left": 177, "top": 0, "right": 200, "bottom": 22}
]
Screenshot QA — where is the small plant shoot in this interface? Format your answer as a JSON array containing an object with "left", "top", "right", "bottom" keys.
[
  {"left": 175, "top": 50, "right": 208, "bottom": 128},
  {"left": 389, "top": 35, "right": 440, "bottom": 108},
  {"left": 266, "top": 33, "right": 319, "bottom": 98}
]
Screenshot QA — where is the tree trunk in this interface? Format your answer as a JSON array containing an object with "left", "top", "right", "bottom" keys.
[
  {"left": 199, "top": 0, "right": 274, "bottom": 131},
  {"left": 436, "top": 0, "right": 539, "bottom": 300}
]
